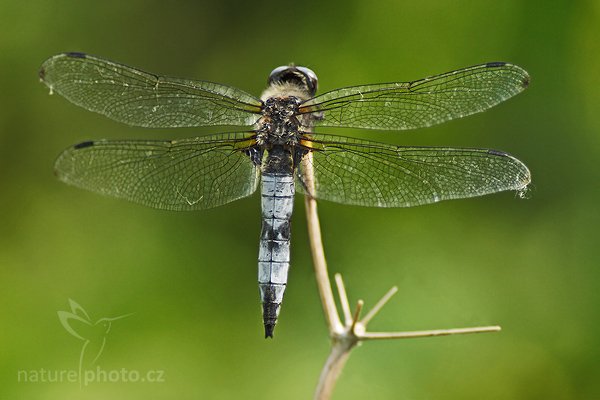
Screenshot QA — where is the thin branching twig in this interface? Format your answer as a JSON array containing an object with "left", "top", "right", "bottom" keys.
[{"left": 303, "top": 168, "right": 502, "bottom": 399}]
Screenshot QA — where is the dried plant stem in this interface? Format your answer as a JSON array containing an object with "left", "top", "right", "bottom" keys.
[
  {"left": 304, "top": 193, "right": 502, "bottom": 400},
  {"left": 313, "top": 337, "right": 354, "bottom": 400},
  {"left": 360, "top": 326, "right": 501, "bottom": 340},
  {"left": 304, "top": 194, "right": 342, "bottom": 334}
]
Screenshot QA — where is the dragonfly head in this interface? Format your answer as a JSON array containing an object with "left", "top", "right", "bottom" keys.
[{"left": 268, "top": 65, "right": 318, "bottom": 97}]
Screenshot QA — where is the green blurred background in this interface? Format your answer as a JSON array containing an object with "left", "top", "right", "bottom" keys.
[{"left": 1, "top": 0, "right": 598, "bottom": 398}]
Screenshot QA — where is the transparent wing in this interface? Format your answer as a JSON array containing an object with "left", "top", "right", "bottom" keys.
[
  {"left": 55, "top": 132, "right": 260, "bottom": 210},
  {"left": 300, "top": 62, "right": 529, "bottom": 130},
  {"left": 40, "top": 53, "right": 262, "bottom": 128},
  {"left": 296, "top": 134, "right": 531, "bottom": 207}
]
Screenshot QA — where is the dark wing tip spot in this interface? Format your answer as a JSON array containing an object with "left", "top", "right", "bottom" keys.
[
  {"left": 65, "top": 52, "right": 87, "bottom": 59},
  {"left": 487, "top": 149, "right": 508, "bottom": 157},
  {"left": 486, "top": 61, "right": 530, "bottom": 88},
  {"left": 73, "top": 140, "right": 95, "bottom": 149},
  {"left": 38, "top": 67, "right": 46, "bottom": 81}
]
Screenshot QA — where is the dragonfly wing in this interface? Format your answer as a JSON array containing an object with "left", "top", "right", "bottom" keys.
[
  {"left": 296, "top": 133, "right": 531, "bottom": 207},
  {"left": 55, "top": 132, "right": 260, "bottom": 210},
  {"left": 300, "top": 62, "right": 529, "bottom": 130},
  {"left": 40, "top": 53, "right": 262, "bottom": 128}
]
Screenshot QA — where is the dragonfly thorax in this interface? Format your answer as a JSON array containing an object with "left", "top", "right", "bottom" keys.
[{"left": 256, "top": 97, "right": 303, "bottom": 147}]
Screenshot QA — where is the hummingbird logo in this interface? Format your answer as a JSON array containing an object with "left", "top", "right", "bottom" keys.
[{"left": 58, "top": 299, "right": 131, "bottom": 378}]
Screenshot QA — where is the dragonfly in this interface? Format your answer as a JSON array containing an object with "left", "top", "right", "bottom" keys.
[{"left": 40, "top": 52, "right": 531, "bottom": 338}]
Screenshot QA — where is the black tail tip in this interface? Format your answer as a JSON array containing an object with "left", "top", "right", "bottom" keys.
[{"left": 264, "top": 323, "right": 275, "bottom": 338}]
